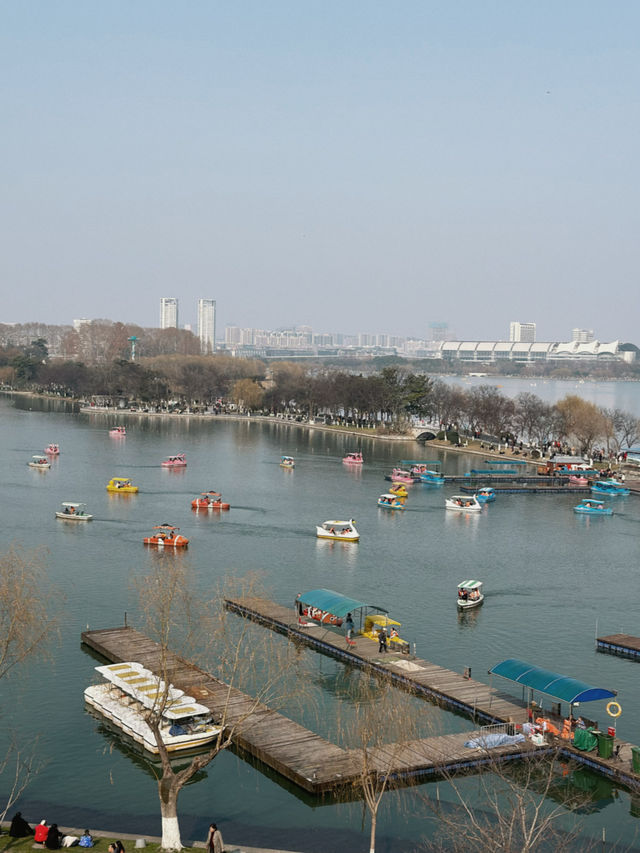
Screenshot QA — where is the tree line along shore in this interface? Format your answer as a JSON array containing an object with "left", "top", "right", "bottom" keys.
[{"left": 1, "top": 347, "right": 639, "bottom": 458}]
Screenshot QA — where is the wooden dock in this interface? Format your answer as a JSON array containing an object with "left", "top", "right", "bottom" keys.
[
  {"left": 224, "top": 596, "right": 640, "bottom": 790},
  {"left": 597, "top": 634, "right": 640, "bottom": 661},
  {"left": 459, "top": 484, "right": 590, "bottom": 494},
  {"left": 80, "top": 626, "right": 540, "bottom": 794}
]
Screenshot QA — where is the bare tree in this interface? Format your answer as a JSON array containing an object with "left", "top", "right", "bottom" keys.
[
  {"left": 0, "top": 544, "right": 59, "bottom": 819},
  {"left": 336, "top": 670, "right": 425, "bottom": 853},
  {"left": 130, "top": 563, "right": 303, "bottom": 851},
  {"left": 425, "top": 746, "right": 598, "bottom": 852}
]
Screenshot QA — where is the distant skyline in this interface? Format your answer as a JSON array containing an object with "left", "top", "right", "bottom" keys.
[{"left": 2, "top": 2, "right": 640, "bottom": 340}]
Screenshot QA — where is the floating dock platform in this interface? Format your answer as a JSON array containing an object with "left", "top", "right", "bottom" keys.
[{"left": 597, "top": 634, "right": 640, "bottom": 661}]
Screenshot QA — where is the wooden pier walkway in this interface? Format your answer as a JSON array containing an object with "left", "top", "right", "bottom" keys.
[
  {"left": 459, "top": 483, "right": 590, "bottom": 494},
  {"left": 597, "top": 634, "right": 640, "bottom": 661},
  {"left": 80, "top": 626, "right": 539, "bottom": 794},
  {"left": 224, "top": 596, "right": 640, "bottom": 790}
]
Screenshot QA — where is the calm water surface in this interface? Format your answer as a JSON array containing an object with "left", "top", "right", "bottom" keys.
[
  {"left": 2, "top": 395, "right": 640, "bottom": 851},
  {"left": 442, "top": 374, "right": 640, "bottom": 417}
]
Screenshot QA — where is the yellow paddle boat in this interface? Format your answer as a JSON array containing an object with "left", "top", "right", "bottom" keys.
[{"left": 106, "top": 477, "right": 139, "bottom": 494}]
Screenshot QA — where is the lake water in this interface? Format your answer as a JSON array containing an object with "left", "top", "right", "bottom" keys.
[
  {"left": 2, "top": 393, "right": 640, "bottom": 852},
  {"left": 442, "top": 375, "right": 640, "bottom": 418}
]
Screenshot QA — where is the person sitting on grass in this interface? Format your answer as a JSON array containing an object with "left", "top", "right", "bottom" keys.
[{"left": 9, "top": 812, "right": 33, "bottom": 838}]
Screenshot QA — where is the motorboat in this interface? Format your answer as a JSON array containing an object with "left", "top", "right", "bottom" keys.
[
  {"left": 191, "top": 491, "right": 230, "bottom": 511},
  {"left": 28, "top": 454, "right": 50, "bottom": 469},
  {"left": 457, "top": 580, "right": 484, "bottom": 610},
  {"left": 143, "top": 524, "right": 189, "bottom": 547},
  {"left": 84, "top": 661, "right": 221, "bottom": 754},
  {"left": 106, "top": 477, "right": 139, "bottom": 493},
  {"left": 342, "top": 451, "right": 363, "bottom": 465},
  {"left": 389, "top": 483, "right": 409, "bottom": 498},
  {"left": 445, "top": 495, "right": 482, "bottom": 512},
  {"left": 476, "top": 487, "right": 496, "bottom": 503},
  {"left": 45, "top": 443, "right": 60, "bottom": 455},
  {"left": 591, "top": 479, "right": 629, "bottom": 496},
  {"left": 574, "top": 499, "right": 613, "bottom": 516},
  {"left": 377, "top": 493, "right": 406, "bottom": 510},
  {"left": 419, "top": 470, "right": 445, "bottom": 485},
  {"left": 55, "top": 502, "right": 93, "bottom": 521},
  {"left": 162, "top": 453, "right": 187, "bottom": 468},
  {"left": 109, "top": 426, "right": 126, "bottom": 437},
  {"left": 316, "top": 519, "right": 359, "bottom": 541},
  {"left": 280, "top": 455, "right": 295, "bottom": 468}
]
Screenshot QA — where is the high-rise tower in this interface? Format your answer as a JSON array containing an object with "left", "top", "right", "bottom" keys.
[
  {"left": 159, "top": 297, "right": 178, "bottom": 329},
  {"left": 197, "top": 299, "right": 216, "bottom": 354}
]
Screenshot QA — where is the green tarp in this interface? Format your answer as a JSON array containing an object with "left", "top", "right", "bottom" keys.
[{"left": 573, "top": 728, "right": 598, "bottom": 752}]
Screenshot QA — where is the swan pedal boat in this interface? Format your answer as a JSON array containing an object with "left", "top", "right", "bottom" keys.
[
  {"left": 378, "top": 493, "right": 406, "bottom": 510},
  {"left": 457, "top": 580, "right": 484, "bottom": 610},
  {"left": 446, "top": 495, "right": 482, "bottom": 512},
  {"left": 343, "top": 452, "right": 363, "bottom": 465},
  {"left": 280, "top": 456, "right": 295, "bottom": 468},
  {"left": 28, "top": 455, "right": 50, "bottom": 469},
  {"left": 45, "top": 443, "right": 60, "bottom": 455},
  {"left": 84, "top": 662, "right": 221, "bottom": 754},
  {"left": 591, "top": 479, "right": 629, "bottom": 496},
  {"left": 476, "top": 487, "right": 496, "bottom": 503},
  {"left": 162, "top": 453, "right": 187, "bottom": 468},
  {"left": 191, "top": 491, "right": 230, "bottom": 510},
  {"left": 316, "top": 519, "right": 359, "bottom": 541},
  {"left": 55, "top": 502, "right": 93, "bottom": 521},
  {"left": 574, "top": 499, "right": 613, "bottom": 516},
  {"left": 143, "top": 524, "right": 189, "bottom": 547},
  {"left": 568, "top": 474, "right": 588, "bottom": 486},
  {"left": 109, "top": 426, "right": 126, "bottom": 437},
  {"left": 106, "top": 477, "right": 138, "bottom": 493}
]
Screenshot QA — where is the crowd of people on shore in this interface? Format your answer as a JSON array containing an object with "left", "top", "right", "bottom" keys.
[
  {"left": 7, "top": 813, "right": 118, "bottom": 850},
  {"left": 8, "top": 813, "right": 225, "bottom": 853}
]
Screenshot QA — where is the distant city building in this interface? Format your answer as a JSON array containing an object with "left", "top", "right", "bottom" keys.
[
  {"left": 159, "top": 297, "right": 178, "bottom": 329},
  {"left": 429, "top": 322, "right": 449, "bottom": 342},
  {"left": 434, "top": 339, "right": 632, "bottom": 364},
  {"left": 73, "top": 318, "right": 90, "bottom": 331},
  {"left": 509, "top": 322, "right": 536, "bottom": 343},
  {"left": 197, "top": 299, "right": 216, "bottom": 354},
  {"left": 572, "top": 328, "right": 595, "bottom": 343}
]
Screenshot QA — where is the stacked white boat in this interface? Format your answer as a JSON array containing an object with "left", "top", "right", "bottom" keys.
[{"left": 84, "top": 661, "right": 221, "bottom": 754}]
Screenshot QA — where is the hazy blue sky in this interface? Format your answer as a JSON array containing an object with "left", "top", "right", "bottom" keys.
[{"left": 2, "top": 2, "right": 639, "bottom": 342}]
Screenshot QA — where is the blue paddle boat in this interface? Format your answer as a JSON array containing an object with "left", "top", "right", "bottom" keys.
[
  {"left": 419, "top": 470, "right": 445, "bottom": 485},
  {"left": 574, "top": 499, "right": 613, "bottom": 516},
  {"left": 591, "top": 479, "right": 629, "bottom": 496},
  {"left": 476, "top": 486, "right": 496, "bottom": 503},
  {"left": 378, "top": 493, "right": 406, "bottom": 510}
]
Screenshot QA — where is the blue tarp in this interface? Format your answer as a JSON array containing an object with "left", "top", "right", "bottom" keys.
[
  {"left": 465, "top": 733, "right": 525, "bottom": 749},
  {"left": 299, "top": 589, "right": 388, "bottom": 619},
  {"left": 489, "top": 659, "right": 616, "bottom": 704}
]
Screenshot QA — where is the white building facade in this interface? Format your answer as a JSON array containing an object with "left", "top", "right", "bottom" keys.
[
  {"left": 197, "top": 299, "right": 217, "bottom": 354},
  {"left": 159, "top": 297, "right": 178, "bottom": 329},
  {"left": 509, "top": 322, "right": 536, "bottom": 343}
]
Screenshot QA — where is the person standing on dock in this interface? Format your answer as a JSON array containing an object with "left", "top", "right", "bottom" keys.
[
  {"left": 345, "top": 612, "right": 354, "bottom": 638},
  {"left": 378, "top": 626, "right": 388, "bottom": 653}
]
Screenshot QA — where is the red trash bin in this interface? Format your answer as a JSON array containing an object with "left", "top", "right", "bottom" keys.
[{"left": 608, "top": 726, "right": 616, "bottom": 737}]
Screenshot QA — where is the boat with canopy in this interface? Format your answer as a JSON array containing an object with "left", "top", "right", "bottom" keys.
[
  {"left": 106, "top": 477, "right": 138, "bottom": 493},
  {"left": 55, "top": 502, "right": 93, "bottom": 521},
  {"left": 84, "top": 661, "right": 221, "bottom": 753},
  {"left": 457, "top": 580, "right": 484, "bottom": 609},
  {"left": 445, "top": 495, "right": 482, "bottom": 512},
  {"left": 377, "top": 493, "right": 406, "bottom": 510},
  {"left": 28, "top": 454, "right": 50, "bottom": 469},
  {"left": 191, "top": 491, "right": 230, "bottom": 510},
  {"left": 280, "top": 455, "right": 295, "bottom": 468},
  {"left": 574, "top": 499, "right": 612, "bottom": 516},
  {"left": 143, "top": 524, "right": 189, "bottom": 547}
]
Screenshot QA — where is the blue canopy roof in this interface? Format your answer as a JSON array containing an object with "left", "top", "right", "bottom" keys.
[
  {"left": 489, "top": 659, "right": 617, "bottom": 704},
  {"left": 299, "top": 589, "right": 388, "bottom": 619}
]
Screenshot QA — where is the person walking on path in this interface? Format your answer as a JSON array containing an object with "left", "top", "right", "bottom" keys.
[{"left": 206, "top": 822, "right": 224, "bottom": 853}]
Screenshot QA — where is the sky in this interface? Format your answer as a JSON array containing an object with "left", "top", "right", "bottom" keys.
[{"left": 2, "top": 1, "right": 639, "bottom": 342}]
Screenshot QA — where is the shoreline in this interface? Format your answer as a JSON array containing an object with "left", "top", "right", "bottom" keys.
[{"left": 4, "top": 390, "right": 635, "bottom": 472}]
